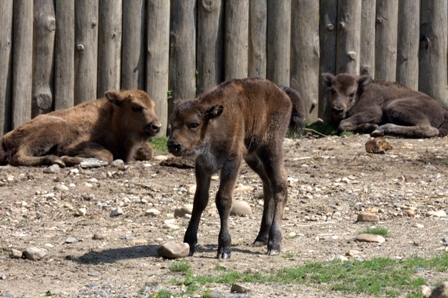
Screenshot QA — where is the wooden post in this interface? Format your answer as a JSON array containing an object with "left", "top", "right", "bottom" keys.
[
  {"left": 396, "top": 1, "right": 419, "bottom": 90},
  {"left": 197, "top": 0, "right": 224, "bottom": 94},
  {"left": 267, "top": 0, "right": 290, "bottom": 86},
  {"left": 54, "top": 0, "right": 75, "bottom": 110},
  {"left": 169, "top": 0, "right": 196, "bottom": 113},
  {"left": 291, "top": 0, "right": 319, "bottom": 123},
  {"left": 32, "top": 0, "right": 56, "bottom": 118},
  {"left": 0, "top": 0, "right": 13, "bottom": 135},
  {"left": 360, "top": 0, "right": 376, "bottom": 76},
  {"left": 419, "top": 0, "right": 448, "bottom": 108},
  {"left": 319, "top": 0, "right": 337, "bottom": 124},
  {"left": 336, "top": 0, "right": 361, "bottom": 75},
  {"left": 97, "top": 0, "right": 122, "bottom": 96},
  {"left": 147, "top": 0, "right": 170, "bottom": 136},
  {"left": 248, "top": 0, "right": 267, "bottom": 78},
  {"left": 74, "top": 0, "right": 99, "bottom": 104},
  {"left": 225, "top": 0, "right": 249, "bottom": 80},
  {"left": 375, "top": 0, "right": 398, "bottom": 81},
  {"left": 12, "top": 0, "right": 33, "bottom": 128},
  {"left": 122, "top": 0, "right": 145, "bottom": 90}
]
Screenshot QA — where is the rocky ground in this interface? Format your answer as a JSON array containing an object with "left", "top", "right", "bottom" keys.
[{"left": 1, "top": 134, "right": 448, "bottom": 297}]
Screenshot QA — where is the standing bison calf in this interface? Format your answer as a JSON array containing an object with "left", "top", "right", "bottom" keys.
[
  {"left": 322, "top": 72, "right": 448, "bottom": 138},
  {"left": 167, "top": 77, "right": 305, "bottom": 259},
  {"left": 0, "top": 89, "right": 161, "bottom": 167}
]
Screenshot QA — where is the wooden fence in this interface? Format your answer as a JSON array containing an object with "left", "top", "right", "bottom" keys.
[{"left": 0, "top": 0, "right": 447, "bottom": 137}]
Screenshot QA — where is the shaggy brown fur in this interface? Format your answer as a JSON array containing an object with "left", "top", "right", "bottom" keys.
[
  {"left": 167, "top": 77, "right": 305, "bottom": 259},
  {"left": 0, "top": 89, "right": 161, "bottom": 167},
  {"left": 322, "top": 73, "right": 448, "bottom": 138}
]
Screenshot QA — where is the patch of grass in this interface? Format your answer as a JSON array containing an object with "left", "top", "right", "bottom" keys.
[
  {"left": 340, "top": 130, "right": 354, "bottom": 137},
  {"left": 214, "top": 264, "right": 227, "bottom": 271},
  {"left": 149, "top": 137, "right": 168, "bottom": 153},
  {"left": 156, "top": 289, "right": 174, "bottom": 298},
  {"left": 282, "top": 252, "right": 296, "bottom": 259},
  {"left": 359, "top": 227, "right": 390, "bottom": 237},
  {"left": 166, "top": 253, "right": 448, "bottom": 297},
  {"left": 169, "top": 261, "right": 191, "bottom": 272},
  {"left": 306, "top": 122, "right": 339, "bottom": 136}
]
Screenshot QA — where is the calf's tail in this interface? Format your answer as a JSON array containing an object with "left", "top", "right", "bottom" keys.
[
  {"left": 438, "top": 111, "right": 448, "bottom": 137},
  {"left": 278, "top": 85, "right": 306, "bottom": 133}
]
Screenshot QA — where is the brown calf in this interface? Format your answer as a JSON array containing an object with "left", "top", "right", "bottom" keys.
[
  {"left": 322, "top": 73, "right": 448, "bottom": 138},
  {"left": 167, "top": 77, "right": 305, "bottom": 259},
  {"left": 0, "top": 89, "right": 161, "bottom": 167}
]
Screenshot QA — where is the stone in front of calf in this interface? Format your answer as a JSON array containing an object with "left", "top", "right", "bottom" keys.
[
  {"left": 355, "top": 234, "right": 385, "bottom": 243},
  {"left": 231, "top": 284, "right": 251, "bottom": 294},
  {"left": 230, "top": 200, "right": 252, "bottom": 216},
  {"left": 9, "top": 249, "right": 22, "bottom": 259},
  {"left": 174, "top": 204, "right": 193, "bottom": 218},
  {"left": 365, "top": 137, "right": 393, "bottom": 154},
  {"left": 356, "top": 212, "right": 379, "bottom": 222},
  {"left": 157, "top": 242, "right": 190, "bottom": 259},
  {"left": 23, "top": 247, "right": 48, "bottom": 261}
]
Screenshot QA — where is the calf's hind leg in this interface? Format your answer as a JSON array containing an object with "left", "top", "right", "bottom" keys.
[{"left": 61, "top": 142, "right": 114, "bottom": 166}]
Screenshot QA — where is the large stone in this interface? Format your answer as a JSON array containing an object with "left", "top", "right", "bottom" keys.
[
  {"left": 427, "top": 210, "right": 447, "bottom": 217},
  {"left": 157, "top": 242, "right": 190, "bottom": 259},
  {"left": 355, "top": 234, "right": 385, "bottom": 243},
  {"left": 23, "top": 247, "right": 47, "bottom": 261},
  {"left": 230, "top": 200, "right": 252, "bottom": 216},
  {"left": 174, "top": 204, "right": 193, "bottom": 218},
  {"left": 356, "top": 212, "right": 379, "bottom": 222}
]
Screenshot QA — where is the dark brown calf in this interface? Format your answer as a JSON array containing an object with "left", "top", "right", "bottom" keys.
[
  {"left": 0, "top": 89, "right": 161, "bottom": 167},
  {"left": 322, "top": 73, "right": 448, "bottom": 138},
  {"left": 167, "top": 77, "right": 305, "bottom": 259}
]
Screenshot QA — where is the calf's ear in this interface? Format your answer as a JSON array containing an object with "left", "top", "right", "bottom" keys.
[
  {"left": 205, "top": 105, "right": 223, "bottom": 119},
  {"left": 321, "top": 73, "right": 334, "bottom": 87},
  {"left": 358, "top": 75, "right": 372, "bottom": 88},
  {"left": 105, "top": 91, "right": 124, "bottom": 106}
]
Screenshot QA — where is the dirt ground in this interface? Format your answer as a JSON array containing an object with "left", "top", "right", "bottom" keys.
[{"left": 1, "top": 133, "right": 448, "bottom": 298}]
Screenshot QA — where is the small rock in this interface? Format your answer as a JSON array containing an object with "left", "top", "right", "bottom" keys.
[
  {"left": 153, "top": 155, "right": 168, "bottom": 161},
  {"left": 365, "top": 137, "right": 393, "bottom": 154},
  {"left": 65, "top": 237, "right": 78, "bottom": 244},
  {"left": 230, "top": 284, "right": 251, "bottom": 294},
  {"left": 157, "top": 242, "right": 190, "bottom": 259},
  {"left": 287, "top": 232, "right": 297, "bottom": 238},
  {"left": 110, "top": 207, "right": 123, "bottom": 217},
  {"left": 346, "top": 250, "right": 361, "bottom": 256},
  {"left": 188, "top": 184, "right": 197, "bottom": 195},
  {"left": 54, "top": 184, "right": 69, "bottom": 191},
  {"left": 75, "top": 207, "right": 87, "bottom": 216},
  {"left": 163, "top": 223, "right": 180, "bottom": 230},
  {"left": 234, "top": 184, "right": 254, "bottom": 193},
  {"left": 230, "top": 200, "right": 252, "bottom": 216},
  {"left": 211, "top": 175, "right": 219, "bottom": 181},
  {"left": 9, "top": 249, "right": 22, "bottom": 259},
  {"left": 43, "top": 164, "right": 60, "bottom": 174},
  {"left": 404, "top": 209, "right": 416, "bottom": 217},
  {"left": 427, "top": 210, "right": 447, "bottom": 217},
  {"left": 93, "top": 233, "right": 106, "bottom": 240},
  {"left": 332, "top": 254, "right": 349, "bottom": 261},
  {"left": 111, "top": 159, "right": 125, "bottom": 169},
  {"left": 145, "top": 208, "right": 160, "bottom": 216},
  {"left": 174, "top": 204, "right": 193, "bottom": 218},
  {"left": 23, "top": 247, "right": 47, "bottom": 261},
  {"left": 356, "top": 212, "right": 379, "bottom": 222},
  {"left": 80, "top": 158, "right": 108, "bottom": 168},
  {"left": 355, "top": 234, "right": 385, "bottom": 243},
  {"left": 413, "top": 223, "right": 424, "bottom": 229}
]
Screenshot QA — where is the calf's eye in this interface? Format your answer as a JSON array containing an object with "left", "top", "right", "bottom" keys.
[
  {"left": 132, "top": 105, "right": 143, "bottom": 112},
  {"left": 188, "top": 123, "right": 199, "bottom": 129},
  {"left": 349, "top": 93, "right": 355, "bottom": 98}
]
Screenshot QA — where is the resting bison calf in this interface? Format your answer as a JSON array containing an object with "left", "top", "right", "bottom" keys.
[
  {"left": 322, "top": 73, "right": 448, "bottom": 138},
  {"left": 0, "top": 89, "right": 161, "bottom": 167},
  {"left": 167, "top": 77, "right": 305, "bottom": 259}
]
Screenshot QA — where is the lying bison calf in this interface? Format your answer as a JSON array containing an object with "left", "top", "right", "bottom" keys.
[
  {"left": 322, "top": 72, "right": 448, "bottom": 138},
  {"left": 167, "top": 77, "right": 305, "bottom": 259},
  {"left": 0, "top": 89, "right": 161, "bottom": 167}
]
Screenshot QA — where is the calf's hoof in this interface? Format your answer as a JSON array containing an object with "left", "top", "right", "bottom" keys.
[
  {"left": 217, "top": 247, "right": 231, "bottom": 259},
  {"left": 370, "top": 129, "right": 384, "bottom": 137},
  {"left": 267, "top": 249, "right": 280, "bottom": 256}
]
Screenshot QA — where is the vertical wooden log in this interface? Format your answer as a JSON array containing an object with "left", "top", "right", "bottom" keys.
[
  {"left": 419, "top": 0, "right": 448, "bottom": 107},
  {"left": 396, "top": 0, "right": 419, "bottom": 89},
  {"left": 0, "top": 0, "right": 13, "bottom": 135},
  {"left": 12, "top": 0, "right": 33, "bottom": 128},
  {"left": 248, "top": 0, "right": 267, "bottom": 78},
  {"left": 319, "top": 0, "right": 337, "bottom": 124},
  {"left": 197, "top": 0, "right": 224, "bottom": 94},
  {"left": 122, "top": 0, "right": 145, "bottom": 90},
  {"left": 54, "top": 0, "right": 75, "bottom": 110},
  {"left": 32, "top": 0, "right": 56, "bottom": 117},
  {"left": 169, "top": 0, "right": 196, "bottom": 113},
  {"left": 97, "top": 0, "right": 122, "bottom": 96},
  {"left": 267, "top": 0, "right": 290, "bottom": 86},
  {"left": 375, "top": 0, "right": 398, "bottom": 81},
  {"left": 336, "top": 0, "right": 361, "bottom": 75},
  {"left": 147, "top": 1, "right": 170, "bottom": 136},
  {"left": 360, "top": 0, "right": 376, "bottom": 76},
  {"left": 225, "top": 0, "right": 249, "bottom": 80},
  {"left": 291, "top": 0, "right": 319, "bottom": 122},
  {"left": 74, "top": 0, "right": 99, "bottom": 104}
]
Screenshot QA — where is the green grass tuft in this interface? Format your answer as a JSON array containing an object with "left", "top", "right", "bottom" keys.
[
  {"left": 149, "top": 137, "right": 168, "bottom": 153},
  {"left": 169, "top": 261, "right": 191, "bottom": 272},
  {"left": 359, "top": 227, "right": 390, "bottom": 237}
]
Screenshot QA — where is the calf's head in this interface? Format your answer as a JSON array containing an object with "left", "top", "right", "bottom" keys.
[
  {"left": 167, "top": 99, "right": 223, "bottom": 157},
  {"left": 105, "top": 89, "right": 161, "bottom": 136},
  {"left": 322, "top": 73, "right": 372, "bottom": 121}
]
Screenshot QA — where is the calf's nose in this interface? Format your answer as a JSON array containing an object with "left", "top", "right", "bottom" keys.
[
  {"left": 151, "top": 123, "right": 161, "bottom": 133},
  {"left": 167, "top": 140, "right": 182, "bottom": 154}
]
